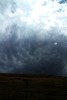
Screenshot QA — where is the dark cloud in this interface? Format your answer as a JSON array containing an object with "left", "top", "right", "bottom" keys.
[
  {"left": 58, "top": 0, "right": 67, "bottom": 4},
  {"left": 0, "top": 0, "right": 67, "bottom": 77},
  {"left": 0, "top": 24, "right": 67, "bottom": 76}
]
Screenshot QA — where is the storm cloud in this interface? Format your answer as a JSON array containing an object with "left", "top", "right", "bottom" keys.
[{"left": 0, "top": 0, "right": 67, "bottom": 76}]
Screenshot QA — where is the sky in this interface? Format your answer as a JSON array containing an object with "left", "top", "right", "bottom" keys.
[{"left": 0, "top": 0, "right": 67, "bottom": 76}]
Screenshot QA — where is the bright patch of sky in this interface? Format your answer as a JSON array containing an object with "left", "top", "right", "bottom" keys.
[{"left": 0, "top": 0, "right": 67, "bottom": 36}]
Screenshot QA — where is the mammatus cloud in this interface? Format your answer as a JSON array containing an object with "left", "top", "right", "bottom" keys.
[{"left": 0, "top": 0, "right": 67, "bottom": 76}]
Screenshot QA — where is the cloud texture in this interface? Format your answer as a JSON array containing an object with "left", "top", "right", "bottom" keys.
[{"left": 0, "top": 0, "right": 67, "bottom": 76}]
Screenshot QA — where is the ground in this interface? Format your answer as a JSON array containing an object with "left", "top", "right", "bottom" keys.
[{"left": 0, "top": 74, "right": 67, "bottom": 100}]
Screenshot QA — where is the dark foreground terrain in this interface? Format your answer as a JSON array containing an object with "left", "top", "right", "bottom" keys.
[{"left": 0, "top": 74, "right": 67, "bottom": 100}]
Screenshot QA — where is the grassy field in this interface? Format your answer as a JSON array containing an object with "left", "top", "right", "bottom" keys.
[{"left": 0, "top": 74, "right": 67, "bottom": 100}]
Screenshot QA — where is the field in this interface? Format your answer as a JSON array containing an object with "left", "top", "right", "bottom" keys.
[{"left": 0, "top": 74, "right": 67, "bottom": 100}]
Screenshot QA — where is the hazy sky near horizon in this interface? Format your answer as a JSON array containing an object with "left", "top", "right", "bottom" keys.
[{"left": 0, "top": 0, "right": 67, "bottom": 76}]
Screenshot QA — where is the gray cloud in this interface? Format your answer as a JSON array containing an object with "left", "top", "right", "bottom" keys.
[
  {"left": 0, "top": 24, "right": 67, "bottom": 76},
  {"left": 0, "top": 0, "right": 67, "bottom": 76},
  {"left": 58, "top": 0, "right": 67, "bottom": 4}
]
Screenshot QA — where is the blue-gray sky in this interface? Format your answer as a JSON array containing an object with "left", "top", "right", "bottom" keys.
[{"left": 0, "top": 0, "right": 67, "bottom": 76}]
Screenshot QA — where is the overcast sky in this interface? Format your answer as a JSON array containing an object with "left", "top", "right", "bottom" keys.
[{"left": 0, "top": 0, "right": 67, "bottom": 76}]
